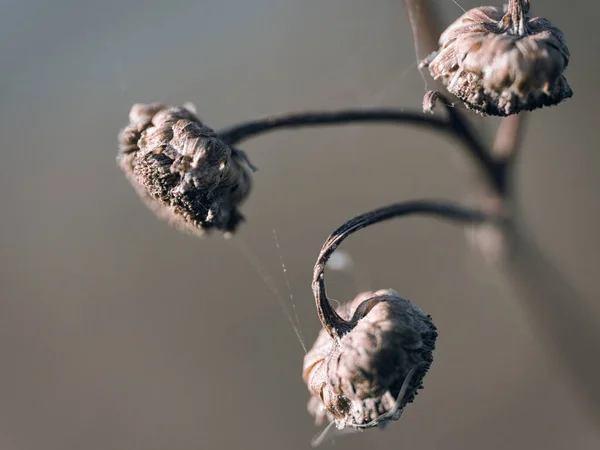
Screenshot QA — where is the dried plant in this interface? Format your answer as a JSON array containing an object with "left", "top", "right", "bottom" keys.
[{"left": 117, "top": 0, "right": 600, "bottom": 445}]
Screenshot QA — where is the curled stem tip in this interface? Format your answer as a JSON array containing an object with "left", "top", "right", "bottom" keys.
[{"left": 313, "top": 200, "right": 500, "bottom": 339}]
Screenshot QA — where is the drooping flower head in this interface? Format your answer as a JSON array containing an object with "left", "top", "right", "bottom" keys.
[
  {"left": 303, "top": 289, "right": 437, "bottom": 431},
  {"left": 118, "top": 103, "right": 252, "bottom": 235},
  {"left": 420, "top": 0, "right": 572, "bottom": 116}
]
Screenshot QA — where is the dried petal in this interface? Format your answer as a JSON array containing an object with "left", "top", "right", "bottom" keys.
[
  {"left": 423, "top": 90, "right": 441, "bottom": 114},
  {"left": 118, "top": 103, "right": 253, "bottom": 235},
  {"left": 303, "top": 289, "right": 437, "bottom": 430},
  {"left": 420, "top": 1, "right": 572, "bottom": 116}
]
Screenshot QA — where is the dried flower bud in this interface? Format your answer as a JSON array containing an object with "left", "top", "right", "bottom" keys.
[
  {"left": 303, "top": 289, "right": 437, "bottom": 431},
  {"left": 420, "top": 0, "right": 572, "bottom": 116},
  {"left": 118, "top": 103, "right": 253, "bottom": 235}
]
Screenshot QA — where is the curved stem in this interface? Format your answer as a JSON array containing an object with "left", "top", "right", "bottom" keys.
[
  {"left": 218, "top": 108, "right": 503, "bottom": 194},
  {"left": 219, "top": 109, "right": 447, "bottom": 146},
  {"left": 312, "top": 200, "right": 501, "bottom": 339},
  {"left": 430, "top": 92, "right": 508, "bottom": 195}
]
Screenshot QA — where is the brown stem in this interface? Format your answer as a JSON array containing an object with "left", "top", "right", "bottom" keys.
[
  {"left": 493, "top": 113, "right": 527, "bottom": 198},
  {"left": 505, "top": 0, "right": 530, "bottom": 35},
  {"left": 493, "top": 114, "right": 527, "bottom": 162},
  {"left": 402, "top": 0, "right": 443, "bottom": 59},
  {"left": 312, "top": 200, "right": 497, "bottom": 340},
  {"left": 505, "top": 223, "right": 600, "bottom": 422},
  {"left": 430, "top": 92, "right": 508, "bottom": 195},
  {"left": 218, "top": 108, "right": 501, "bottom": 193}
]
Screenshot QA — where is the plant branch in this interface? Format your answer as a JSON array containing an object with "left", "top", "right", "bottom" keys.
[
  {"left": 427, "top": 92, "right": 508, "bottom": 195},
  {"left": 218, "top": 108, "right": 501, "bottom": 194},
  {"left": 219, "top": 109, "right": 448, "bottom": 146},
  {"left": 312, "top": 200, "right": 499, "bottom": 339},
  {"left": 505, "top": 224, "right": 600, "bottom": 422}
]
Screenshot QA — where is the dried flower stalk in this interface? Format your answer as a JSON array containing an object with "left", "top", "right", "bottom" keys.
[
  {"left": 218, "top": 106, "right": 505, "bottom": 193},
  {"left": 118, "top": 103, "right": 253, "bottom": 235},
  {"left": 420, "top": 0, "right": 572, "bottom": 116}
]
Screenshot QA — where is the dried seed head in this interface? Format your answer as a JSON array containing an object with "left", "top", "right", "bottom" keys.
[
  {"left": 118, "top": 102, "right": 253, "bottom": 235},
  {"left": 303, "top": 289, "right": 437, "bottom": 430},
  {"left": 420, "top": 0, "right": 572, "bottom": 116}
]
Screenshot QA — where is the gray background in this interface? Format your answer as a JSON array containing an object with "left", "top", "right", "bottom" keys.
[{"left": 1, "top": 0, "right": 599, "bottom": 449}]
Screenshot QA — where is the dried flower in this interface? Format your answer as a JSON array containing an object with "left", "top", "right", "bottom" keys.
[
  {"left": 303, "top": 288, "right": 437, "bottom": 432},
  {"left": 118, "top": 102, "right": 253, "bottom": 235},
  {"left": 420, "top": 0, "right": 572, "bottom": 116}
]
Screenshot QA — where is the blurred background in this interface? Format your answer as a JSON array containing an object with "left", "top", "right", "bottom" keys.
[{"left": 1, "top": 0, "right": 599, "bottom": 449}]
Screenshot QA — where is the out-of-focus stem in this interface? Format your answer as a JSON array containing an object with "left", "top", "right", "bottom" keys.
[
  {"left": 494, "top": 114, "right": 527, "bottom": 196},
  {"left": 505, "top": 224, "right": 600, "bottom": 421},
  {"left": 218, "top": 108, "right": 499, "bottom": 192},
  {"left": 402, "top": 0, "right": 443, "bottom": 58},
  {"left": 493, "top": 114, "right": 527, "bottom": 162}
]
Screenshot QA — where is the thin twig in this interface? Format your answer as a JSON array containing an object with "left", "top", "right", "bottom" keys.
[
  {"left": 506, "top": 223, "right": 600, "bottom": 421},
  {"left": 492, "top": 114, "right": 527, "bottom": 199},
  {"left": 430, "top": 93, "right": 507, "bottom": 194},
  {"left": 218, "top": 108, "right": 501, "bottom": 193},
  {"left": 311, "top": 200, "right": 499, "bottom": 339},
  {"left": 220, "top": 109, "right": 448, "bottom": 146}
]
